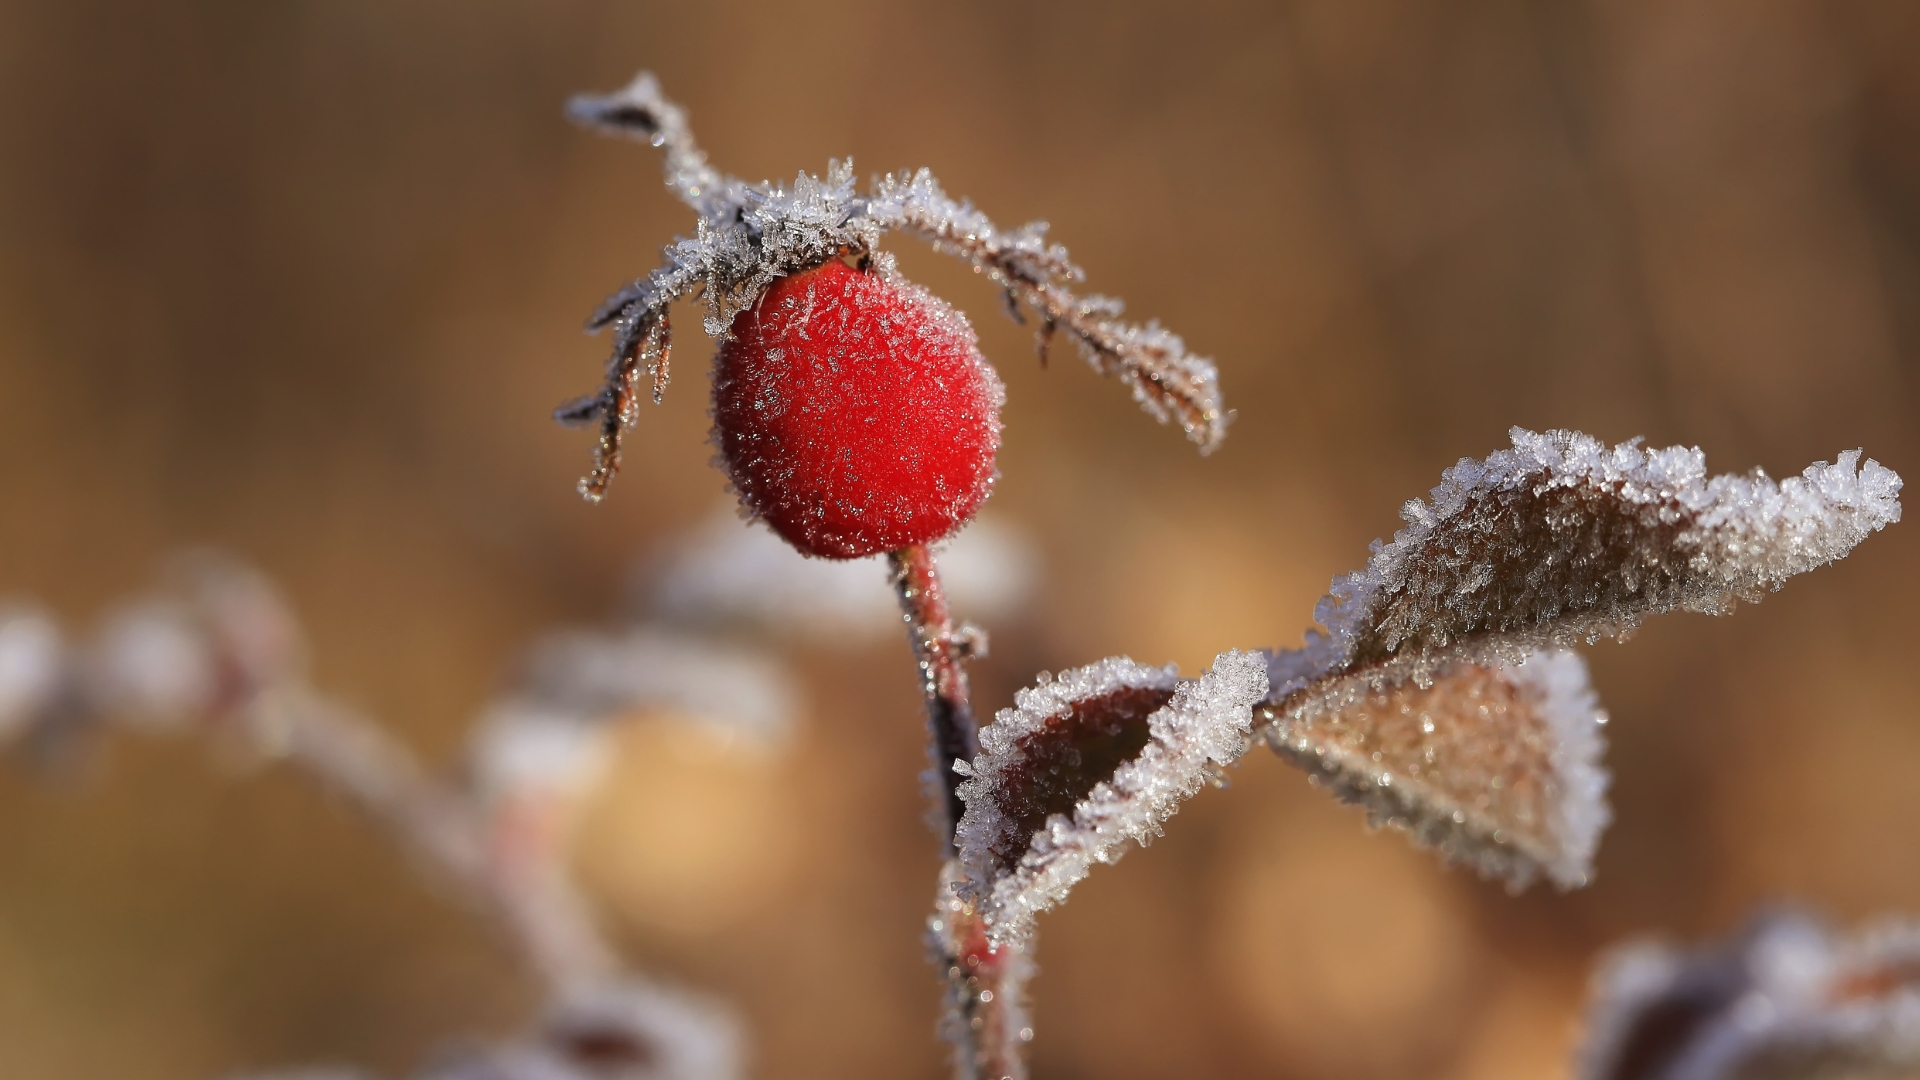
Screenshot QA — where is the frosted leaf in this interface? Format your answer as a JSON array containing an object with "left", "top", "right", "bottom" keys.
[
  {"left": 0, "top": 604, "right": 65, "bottom": 742},
  {"left": 558, "top": 73, "right": 1230, "bottom": 500},
  {"left": 88, "top": 601, "right": 216, "bottom": 728},
  {"left": 1577, "top": 912, "right": 1920, "bottom": 1080},
  {"left": 1261, "top": 648, "right": 1610, "bottom": 890},
  {"left": 1317, "top": 428, "right": 1901, "bottom": 685},
  {"left": 955, "top": 650, "right": 1268, "bottom": 945},
  {"left": 1258, "top": 429, "right": 1899, "bottom": 890},
  {"left": 646, "top": 506, "right": 1037, "bottom": 640}
]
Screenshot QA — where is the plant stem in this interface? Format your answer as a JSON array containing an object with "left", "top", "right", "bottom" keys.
[
  {"left": 889, "top": 545, "right": 1030, "bottom": 1080},
  {"left": 888, "top": 545, "right": 978, "bottom": 846}
]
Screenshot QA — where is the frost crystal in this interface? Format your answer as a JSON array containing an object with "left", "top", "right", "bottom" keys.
[
  {"left": 557, "top": 72, "right": 1227, "bottom": 501},
  {"left": 1257, "top": 429, "right": 1900, "bottom": 891},
  {"left": 1577, "top": 912, "right": 1920, "bottom": 1080},
  {"left": 1319, "top": 428, "right": 1902, "bottom": 683},
  {"left": 955, "top": 650, "right": 1268, "bottom": 944},
  {"left": 1263, "top": 649, "right": 1609, "bottom": 890}
]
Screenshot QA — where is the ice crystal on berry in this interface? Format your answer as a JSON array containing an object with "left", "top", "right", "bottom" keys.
[
  {"left": 711, "top": 259, "right": 1004, "bottom": 557},
  {"left": 1577, "top": 911, "right": 1920, "bottom": 1080},
  {"left": 955, "top": 650, "right": 1268, "bottom": 945},
  {"left": 556, "top": 72, "right": 1227, "bottom": 520}
]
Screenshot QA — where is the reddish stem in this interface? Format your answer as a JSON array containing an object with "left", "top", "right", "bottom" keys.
[{"left": 889, "top": 545, "right": 1030, "bottom": 1080}]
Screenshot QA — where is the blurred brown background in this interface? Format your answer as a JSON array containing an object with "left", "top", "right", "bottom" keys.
[{"left": 2, "top": 1, "right": 1918, "bottom": 1077}]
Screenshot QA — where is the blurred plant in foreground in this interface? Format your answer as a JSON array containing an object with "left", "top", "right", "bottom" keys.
[
  {"left": 0, "top": 554, "right": 761, "bottom": 1080},
  {"left": 1577, "top": 910, "right": 1920, "bottom": 1080}
]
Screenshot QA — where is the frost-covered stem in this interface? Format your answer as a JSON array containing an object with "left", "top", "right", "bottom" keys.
[
  {"left": 888, "top": 547, "right": 1028, "bottom": 1080},
  {"left": 238, "top": 686, "right": 608, "bottom": 992},
  {"left": 931, "top": 881, "right": 1031, "bottom": 1080},
  {"left": 887, "top": 545, "right": 978, "bottom": 848}
]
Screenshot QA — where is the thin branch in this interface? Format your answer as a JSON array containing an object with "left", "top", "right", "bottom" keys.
[{"left": 888, "top": 545, "right": 1029, "bottom": 1080}]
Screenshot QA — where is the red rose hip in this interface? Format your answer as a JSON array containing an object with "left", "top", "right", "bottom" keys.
[{"left": 711, "top": 259, "right": 1004, "bottom": 559}]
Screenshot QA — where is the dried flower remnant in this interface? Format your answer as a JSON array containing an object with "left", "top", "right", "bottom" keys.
[
  {"left": 557, "top": 72, "right": 1226, "bottom": 509},
  {"left": 1576, "top": 911, "right": 1920, "bottom": 1080},
  {"left": 1257, "top": 429, "right": 1900, "bottom": 890},
  {"left": 956, "top": 650, "right": 1269, "bottom": 946}
]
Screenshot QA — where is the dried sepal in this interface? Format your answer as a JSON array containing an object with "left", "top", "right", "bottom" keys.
[
  {"left": 558, "top": 73, "right": 1230, "bottom": 500},
  {"left": 955, "top": 650, "right": 1268, "bottom": 945},
  {"left": 566, "top": 71, "right": 739, "bottom": 220},
  {"left": 1261, "top": 648, "right": 1609, "bottom": 890},
  {"left": 865, "top": 168, "right": 1228, "bottom": 452},
  {"left": 1577, "top": 912, "right": 1920, "bottom": 1080},
  {"left": 1318, "top": 428, "right": 1902, "bottom": 685}
]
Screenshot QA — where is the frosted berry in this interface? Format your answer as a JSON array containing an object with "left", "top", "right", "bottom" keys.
[{"left": 711, "top": 259, "right": 1004, "bottom": 560}]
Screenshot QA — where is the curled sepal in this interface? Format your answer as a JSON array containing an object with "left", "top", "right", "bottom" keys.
[
  {"left": 955, "top": 650, "right": 1269, "bottom": 945},
  {"left": 1576, "top": 911, "right": 1920, "bottom": 1080},
  {"left": 1319, "top": 428, "right": 1901, "bottom": 685},
  {"left": 1261, "top": 648, "right": 1610, "bottom": 891}
]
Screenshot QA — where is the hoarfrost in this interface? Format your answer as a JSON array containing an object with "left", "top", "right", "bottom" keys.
[
  {"left": 955, "top": 650, "right": 1268, "bottom": 945},
  {"left": 1577, "top": 911, "right": 1920, "bottom": 1080},
  {"left": 1319, "top": 428, "right": 1901, "bottom": 684},
  {"left": 1263, "top": 649, "right": 1609, "bottom": 890},
  {"left": 557, "top": 73, "right": 1227, "bottom": 501},
  {"left": 1258, "top": 429, "right": 1899, "bottom": 891}
]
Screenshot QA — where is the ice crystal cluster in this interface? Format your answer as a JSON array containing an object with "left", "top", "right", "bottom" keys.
[
  {"left": 556, "top": 72, "right": 1225, "bottom": 503},
  {"left": 1577, "top": 911, "right": 1920, "bottom": 1080},
  {"left": 953, "top": 650, "right": 1268, "bottom": 945}
]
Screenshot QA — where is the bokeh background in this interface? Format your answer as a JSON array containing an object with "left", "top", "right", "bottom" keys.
[{"left": 2, "top": 1, "right": 1918, "bottom": 1077}]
